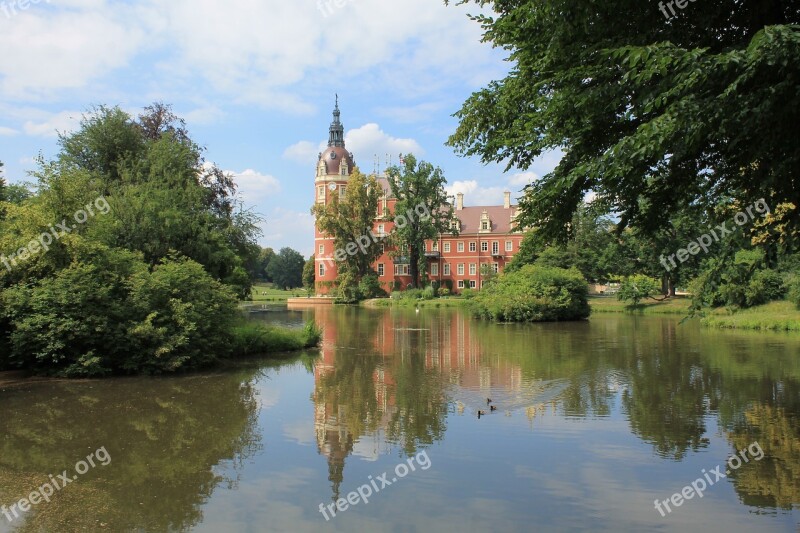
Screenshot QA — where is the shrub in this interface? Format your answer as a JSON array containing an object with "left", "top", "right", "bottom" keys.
[
  {"left": 390, "top": 291, "right": 403, "bottom": 300},
  {"left": 744, "top": 269, "right": 785, "bottom": 307},
  {"left": 788, "top": 274, "right": 800, "bottom": 309},
  {"left": 359, "top": 272, "right": 387, "bottom": 299},
  {"left": 439, "top": 288, "right": 451, "bottom": 297},
  {"left": 421, "top": 286, "right": 436, "bottom": 300},
  {"left": 617, "top": 274, "right": 661, "bottom": 305},
  {"left": 471, "top": 264, "right": 590, "bottom": 322},
  {"left": 403, "top": 288, "right": 423, "bottom": 300},
  {"left": 460, "top": 287, "right": 475, "bottom": 299}
]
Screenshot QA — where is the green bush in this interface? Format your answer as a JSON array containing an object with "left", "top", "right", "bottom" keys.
[
  {"left": 617, "top": 274, "right": 661, "bottom": 305},
  {"left": 231, "top": 319, "right": 321, "bottom": 356},
  {"left": 439, "top": 288, "right": 451, "bottom": 297},
  {"left": 471, "top": 264, "right": 590, "bottom": 322},
  {"left": 359, "top": 272, "right": 387, "bottom": 299},
  {"left": 403, "top": 288, "right": 423, "bottom": 300},
  {"left": 788, "top": 274, "right": 800, "bottom": 309},
  {"left": 390, "top": 291, "right": 403, "bottom": 300},
  {"left": 421, "top": 286, "right": 436, "bottom": 300},
  {"left": 1, "top": 244, "right": 240, "bottom": 376},
  {"left": 460, "top": 287, "right": 475, "bottom": 299},
  {"left": 744, "top": 269, "right": 785, "bottom": 307}
]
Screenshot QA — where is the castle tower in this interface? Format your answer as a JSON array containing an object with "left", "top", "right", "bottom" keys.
[{"left": 314, "top": 96, "right": 355, "bottom": 295}]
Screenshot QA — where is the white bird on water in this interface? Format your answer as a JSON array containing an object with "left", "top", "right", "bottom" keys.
[{"left": 415, "top": 306, "right": 419, "bottom": 314}]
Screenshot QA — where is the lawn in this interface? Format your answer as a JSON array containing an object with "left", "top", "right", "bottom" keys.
[
  {"left": 588, "top": 295, "right": 691, "bottom": 315},
  {"left": 702, "top": 301, "right": 800, "bottom": 332},
  {"left": 246, "top": 283, "right": 306, "bottom": 302}
]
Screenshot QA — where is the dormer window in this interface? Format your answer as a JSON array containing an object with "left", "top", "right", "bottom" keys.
[
  {"left": 450, "top": 219, "right": 461, "bottom": 231},
  {"left": 479, "top": 209, "right": 492, "bottom": 233}
]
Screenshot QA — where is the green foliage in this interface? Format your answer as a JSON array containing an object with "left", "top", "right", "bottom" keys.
[
  {"left": 311, "top": 168, "right": 382, "bottom": 299},
  {"left": 302, "top": 254, "right": 316, "bottom": 292},
  {"left": 421, "top": 285, "right": 436, "bottom": 300},
  {"left": 266, "top": 247, "right": 305, "bottom": 289},
  {"left": 785, "top": 275, "right": 800, "bottom": 309},
  {"left": 385, "top": 154, "right": 457, "bottom": 287},
  {"left": 230, "top": 319, "right": 321, "bottom": 356},
  {"left": 460, "top": 287, "right": 474, "bottom": 299},
  {"left": 691, "top": 249, "right": 787, "bottom": 310},
  {"left": 439, "top": 288, "right": 451, "bottom": 297},
  {"left": 448, "top": 2, "right": 800, "bottom": 245},
  {"left": 1, "top": 244, "right": 239, "bottom": 376},
  {"left": 617, "top": 275, "right": 661, "bottom": 306},
  {"left": 471, "top": 264, "right": 590, "bottom": 322},
  {"left": 358, "top": 272, "right": 386, "bottom": 299},
  {"left": 390, "top": 291, "right": 403, "bottom": 300}
]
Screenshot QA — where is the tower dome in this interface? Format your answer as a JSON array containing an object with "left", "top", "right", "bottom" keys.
[{"left": 318, "top": 95, "right": 355, "bottom": 175}]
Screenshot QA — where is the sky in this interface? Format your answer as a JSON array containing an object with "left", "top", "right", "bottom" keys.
[{"left": 0, "top": 0, "right": 561, "bottom": 257}]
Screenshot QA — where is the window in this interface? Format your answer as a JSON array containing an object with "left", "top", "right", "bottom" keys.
[
  {"left": 469, "top": 263, "right": 476, "bottom": 275},
  {"left": 443, "top": 242, "right": 451, "bottom": 253},
  {"left": 432, "top": 241, "right": 438, "bottom": 251},
  {"left": 339, "top": 185, "right": 347, "bottom": 198},
  {"left": 431, "top": 263, "right": 438, "bottom": 276},
  {"left": 319, "top": 244, "right": 324, "bottom": 255},
  {"left": 443, "top": 263, "right": 450, "bottom": 276},
  {"left": 394, "top": 264, "right": 410, "bottom": 276},
  {"left": 378, "top": 224, "right": 385, "bottom": 236},
  {"left": 493, "top": 263, "right": 499, "bottom": 273},
  {"left": 378, "top": 263, "right": 384, "bottom": 276},
  {"left": 492, "top": 241, "right": 499, "bottom": 255},
  {"left": 469, "top": 242, "right": 477, "bottom": 252},
  {"left": 481, "top": 241, "right": 488, "bottom": 252},
  {"left": 317, "top": 185, "right": 325, "bottom": 201},
  {"left": 319, "top": 263, "right": 325, "bottom": 276},
  {"left": 457, "top": 263, "right": 464, "bottom": 275},
  {"left": 470, "top": 280, "right": 476, "bottom": 288},
  {"left": 380, "top": 243, "right": 385, "bottom": 254},
  {"left": 505, "top": 240, "right": 513, "bottom": 252},
  {"left": 457, "top": 280, "right": 465, "bottom": 289},
  {"left": 481, "top": 221, "right": 489, "bottom": 231},
  {"left": 457, "top": 242, "right": 464, "bottom": 252}
]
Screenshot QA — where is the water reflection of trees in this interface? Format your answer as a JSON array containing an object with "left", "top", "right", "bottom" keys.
[{"left": 0, "top": 367, "right": 266, "bottom": 532}]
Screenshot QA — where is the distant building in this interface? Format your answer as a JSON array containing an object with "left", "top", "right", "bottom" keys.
[{"left": 313, "top": 99, "right": 525, "bottom": 296}]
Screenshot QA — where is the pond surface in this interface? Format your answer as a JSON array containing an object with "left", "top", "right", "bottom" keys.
[{"left": 1, "top": 306, "right": 800, "bottom": 532}]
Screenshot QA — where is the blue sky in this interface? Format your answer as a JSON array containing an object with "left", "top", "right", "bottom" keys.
[{"left": 0, "top": 0, "right": 561, "bottom": 257}]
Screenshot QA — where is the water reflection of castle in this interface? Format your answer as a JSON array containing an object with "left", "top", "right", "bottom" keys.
[{"left": 302, "top": 305, "right": 549, "bottom": 501}]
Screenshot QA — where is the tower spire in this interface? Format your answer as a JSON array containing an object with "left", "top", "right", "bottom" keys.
[{"left": 328, "top": 95, "right": 345, "bottom": 148}]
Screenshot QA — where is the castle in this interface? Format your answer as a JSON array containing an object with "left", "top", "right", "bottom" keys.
[{"left": 313, "top": 99, "right": 525, "bottom": 296}]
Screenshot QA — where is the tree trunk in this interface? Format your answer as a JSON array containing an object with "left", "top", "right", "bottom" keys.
[{"left": 409, "top": 247, "right": 420, "bottom": 289}]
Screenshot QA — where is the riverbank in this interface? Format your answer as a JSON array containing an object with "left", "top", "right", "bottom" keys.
[
  {"left": 701, "top": 301, "right": 800, "bottom": 331},
  {"left": 362, "top": 297, "right": 469, "bottom": 308},
  {"left": 589, "top": 295, "right": 800, "bottom": 331}
]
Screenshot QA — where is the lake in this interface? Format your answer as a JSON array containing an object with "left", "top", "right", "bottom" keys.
[{"left": 1, "top": 305, "right": 799, "bottom": 532}]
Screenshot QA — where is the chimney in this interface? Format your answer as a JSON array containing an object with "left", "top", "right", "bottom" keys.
[
  {"left": 456, "top": 192, "right": 464, "bottom": 211},
  {"left": 503, "top": 191, "right": 511, "bottom": 209}
]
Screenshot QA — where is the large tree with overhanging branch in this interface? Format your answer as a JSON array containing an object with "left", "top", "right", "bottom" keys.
[
  {"left": 386, "top": 154, "right": 457, "bottom": 288},
  {"left": 446, "top": 0, "right": 799, "bottom": 248}
]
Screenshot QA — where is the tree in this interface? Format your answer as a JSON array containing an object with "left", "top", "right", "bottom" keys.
[
  {"left": 311, "top": 168, "right": 383, "bottom": 300},
  {"left": 266, "top": 247, "right": 305, "bottom": 289},
  {"left": 302, "top": 254, "right": 316, "bottom": 292},
  {"left": 386, "top": 154, "right": 457, "bottom": 288},
  {"left": 447, "top": 0, "right": 800, "bottom": 244}
]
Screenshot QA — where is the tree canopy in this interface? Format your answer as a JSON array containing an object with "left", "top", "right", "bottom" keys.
[
  {"left": 386, "top": 154, "right": 457, "bottom": 288},
  {"left": 447, "top": 0, "right": 800, "bottom": 245}
]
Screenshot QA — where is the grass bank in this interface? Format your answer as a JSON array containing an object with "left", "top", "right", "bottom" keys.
[
  {"left": 245, "top": 284, "right": 307, "bottom": 303},
  {"left": 702, "top": 301, "right": 800, "bottom": 331},
  {"left": 230, "top": 319, "right": 322, "bottom": 357},
  {"left": 588, "top": 295, "right": 691, "bottom": 315},
  {"left": 362, "top": 297, "right": 469, "bottom": 308}
]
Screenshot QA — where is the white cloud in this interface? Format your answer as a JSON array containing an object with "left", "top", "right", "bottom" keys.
[
  {"left": 345, "top": 123, "right": 424, "bottom": 163},
  {"left": 282, "top": 140, "right": 324, "bottom": 166},
  {"left": 230, "top": 168, "right": 282, "bottom": 205},
  {"left": 0, "top": 126, "right": 18, "bottom": 136},
  {"left": 259, "top": 207, "right": 315, "bottom": 257},
  {"left": 22, "top": 110, "right": 82, "bottom": 137},
  {"left": 182, "top": 106, "right": 225, "bottom": 125},
  {"left": 0, "top": 4, "right": 146, "bottom": 98},
  {"left": 508, "top": 172, "right": 538, "bottom": 187},
  {"left": 446, "top": 180, "right": 507, "bottom": 207}
]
